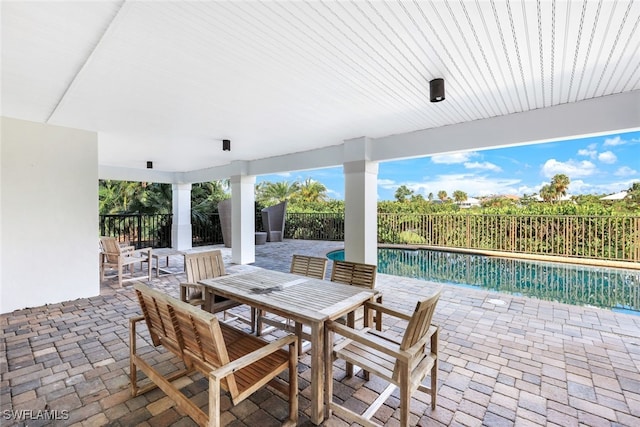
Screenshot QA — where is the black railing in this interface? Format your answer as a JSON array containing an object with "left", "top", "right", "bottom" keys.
[
  {"left": 192, "top": 213, "right": 224, "bottom": 247},
  {"left": 99, "top": 212, "right": 640, "bottom": 262},
  {"left": 99, "top": 214, "right": 172, "bottom": 248}
]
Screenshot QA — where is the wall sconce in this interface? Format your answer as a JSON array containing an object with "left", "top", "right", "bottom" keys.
[
  {"left": 222, "top": 139, "right": 231, "bottom": 151},
  {"left": 429, "top": 78, "right": 445, "bottom": 102},
  {"left": 146, "top": 161, "right": 153, "bottom": 169}
]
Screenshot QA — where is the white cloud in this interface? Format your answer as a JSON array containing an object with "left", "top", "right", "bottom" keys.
[
  {"left": 603, "top": 136, "right": 625, "bottom": 146},
  {"left": 598, "top": 151, "right": 617, "bottom": 164},
  {"left": 566, "top": 179, "right": 591, "bottom": 194},
  {"left": 273, "top": 172, "right": 292, "bottom": 178},
  {"left": 326, "top": 188, "right": 342, "bottom": 199},
  {"left": 377, "top": 178, "right": 396, "bottom": 188},
  {"left": 614, "top": 166, "right": 638, "bottom": 176},
  {"left": 577, "top": 148, "right": 597, "bottom": 159},
  {"left": 431, "top": 152, "right": 477, "bottom": 164},
  {"left": 541, "top": 159, "right": 596, "bottom": 178},
  {"left": 464, "top": 161, "right": 502, "bottom": 172}
]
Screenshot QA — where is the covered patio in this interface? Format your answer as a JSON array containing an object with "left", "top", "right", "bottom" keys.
[
  {"left": 2, "top": 1, "right": 640, "bottom": 426},
  {"left": 2, "top": 0, "right": 639, "bottom": 315},
  {"left": 2, "top": 240, "right": 639, "bottom": 426}
]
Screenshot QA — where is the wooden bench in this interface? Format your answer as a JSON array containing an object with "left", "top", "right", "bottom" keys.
[{"left": 129, "top": 283, "right": 298, "bottom": 427}]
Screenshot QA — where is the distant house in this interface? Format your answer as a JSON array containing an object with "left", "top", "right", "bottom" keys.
[
  {"left": 600, "top": 191, "right": 628, "bottom": 200},
  {"left": 457, "top": 197, "right": 481, "bottom": 208},
  {"left": 534, "top": 194, "right": 573, "bottom": 202}
]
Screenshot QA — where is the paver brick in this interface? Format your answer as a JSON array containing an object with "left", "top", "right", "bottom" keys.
[{"left": 1, "top": 240, "right": 639, "bottom": 427}]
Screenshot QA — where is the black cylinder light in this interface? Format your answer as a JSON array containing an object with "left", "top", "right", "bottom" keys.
[
  {"left": 429, "top": 78, "right": 445, "bottom": 102},
  {"left": 222, "top": 139, "right": 231, "bottom": 151}
]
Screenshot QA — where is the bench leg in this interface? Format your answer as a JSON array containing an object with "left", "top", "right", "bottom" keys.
[
  {"left": 209, "top": 375, "right": 222, "bottom": 427},
  {"left": 129, "top": 317, "right": 140, "bottom": 396}
]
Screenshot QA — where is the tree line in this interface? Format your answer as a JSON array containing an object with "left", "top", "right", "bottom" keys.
[
  {"left": 99, "top": 174, "right": 640, "bottom": 217},
  {"left": 395, "top": 174, "right": 572, "bottom": 203}
]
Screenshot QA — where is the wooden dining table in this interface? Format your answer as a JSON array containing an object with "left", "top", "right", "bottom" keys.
[{"left": 199, "top": 266, "right": 379, "bottom": 425}]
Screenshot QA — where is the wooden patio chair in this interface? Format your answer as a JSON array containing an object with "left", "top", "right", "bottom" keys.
[
  {"left": 331, "top": 260, "right": 382, "bottom": 329},
  {"left": 324, "top": 287, "right": 442, "bottom": 427},
  {"left": 179, "top": 250, "right": 255, "bottom": 331},
  {"left": 99, "top": 236, "right": 152, "bottom": 287},
  {"left": 256, "top": 254, "right": 328, "bottom": 351},
  {"left": 290, "top": 254, "right": 328, "bottom": 279}
]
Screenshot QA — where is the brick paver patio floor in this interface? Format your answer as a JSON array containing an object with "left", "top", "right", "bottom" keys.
[{"left": 1, "top": 240, "right": 639, "bottom": 426}]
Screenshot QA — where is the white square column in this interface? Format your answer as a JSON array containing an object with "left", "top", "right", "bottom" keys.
[
  {"left": 344, "top": 159, "right": 378, "bottom": 266},
  {"left": 171, "top": 183, "right": 192, "bottom": 250},
  {"left": 231, "top": 174, "right": 256, "bottom": 264}
]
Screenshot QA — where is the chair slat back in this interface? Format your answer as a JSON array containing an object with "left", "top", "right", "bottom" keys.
[
  {"left": 134, "top": 285, "right": 182, "bottom": 353},
  {"left": 184, "top": 250, "right": 225, "bottom": 283},
  {"left": 391, "top": 288, "right": 441, "bottom": 379},
  {"left": 400, "top": 288, "right": 441, "bottom": 351},
  {"left": 330, "top": 260, "right": 377, "bottom": 289},
  {"left": 99, "top": 236, "right": 121, "bottom": 263},
  {"left": 290, "top": 254, "right": 328, "bottom": 280}
]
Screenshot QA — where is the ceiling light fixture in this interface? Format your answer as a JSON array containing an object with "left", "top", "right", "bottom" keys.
[
  {"left": 146, "top": 161, "right": 153, "bottom": 169},
  {"left": 222, "top": 139, "right": 231, "bottom": 151},
  {"left": 429, "top": 78, "right": 445, "bottom": 102}
]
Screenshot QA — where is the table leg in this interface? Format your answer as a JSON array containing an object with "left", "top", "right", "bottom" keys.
[{"left": 310, "top": 321, "right": 324, "bottom": 425}]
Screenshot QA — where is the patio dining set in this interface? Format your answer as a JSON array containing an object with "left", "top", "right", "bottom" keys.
[{"left": 116, "top": 245, "right": 442, "bottom": 427}]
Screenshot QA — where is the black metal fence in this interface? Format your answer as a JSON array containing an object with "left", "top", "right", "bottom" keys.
[
  {"left": 192, "top": 213, "right": 223, "bottom": 247},
  {"left": 99, "top": 214, "right": 172, "bottom": 248},
  {"left": 99, "top": 212, "right": 639, "bottom": 262}
]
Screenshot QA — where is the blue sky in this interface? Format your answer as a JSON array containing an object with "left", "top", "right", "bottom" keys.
[{"left": 257, "top": 130, "right": 640, "bottom": 201}]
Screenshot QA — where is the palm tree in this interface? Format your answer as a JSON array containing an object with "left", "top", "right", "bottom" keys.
[
  {"left": 257, "top": 181, "right": 300, "bottom": 205},
  {"left": 297, "top": 178, "right": 327, "bottom": 203},
  {"left": 437, "top": 190, "right": 448, "bottom": 202},
  {"left": 128, "top": 183, "right": 172, "bottom": 214},
  {"left": 539, "top": 184, "right": 555, "bottom": 202},
  {"left": 453, "top": 190, "right": 468, "bottom": 203},
  {"left": 551, "top": 174, "right": 570, "bottom": 200},
  {"left": 99, "top": 180, "right": 123, "bottom": 214},
  {"left": 191, "top": 180, "right": 230, "bottom": 225},
  {"left": 99, "top": 180, "right": 160, "bottom": 213},
  {"left": 394, "top": 185, "right": 413, "bottom": 202}
]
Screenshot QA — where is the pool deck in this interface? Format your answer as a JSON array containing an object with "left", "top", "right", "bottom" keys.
[{"left": 1, "top": 239, "right": 639, "bottom": 426}]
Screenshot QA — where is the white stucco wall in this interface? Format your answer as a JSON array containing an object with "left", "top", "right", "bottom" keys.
[{"left": 1, "top": 117, "right": 99, "bottom": 313}]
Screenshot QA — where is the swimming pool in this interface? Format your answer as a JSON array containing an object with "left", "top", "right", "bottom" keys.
[{"left": 327, "top": 248, "right": 640, "bottom": 314}]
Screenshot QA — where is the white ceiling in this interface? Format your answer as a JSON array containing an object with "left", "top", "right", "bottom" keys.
[{"left": 2, "top": 1, "right": 640, "bottom": 174}]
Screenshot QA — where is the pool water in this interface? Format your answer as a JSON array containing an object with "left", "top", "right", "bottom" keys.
[{"left": 327, "top": 248, "right": 640, "bottom": 314}]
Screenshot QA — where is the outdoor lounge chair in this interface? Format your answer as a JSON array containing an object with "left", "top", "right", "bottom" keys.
[
  {"left": 261, "top": 200, "right": 287, "bottom": 242},
  {"left": 324, "top": 287, "right": 442, "bottom": 427},
  {"left": 99, "top": 236, "right": 152, "bottom": 287}
]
